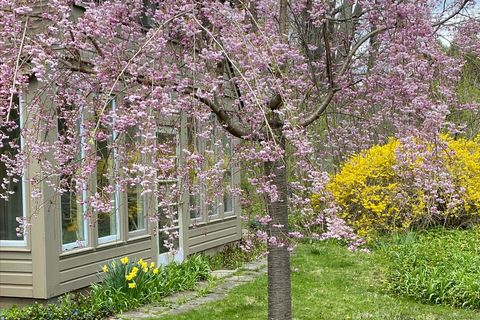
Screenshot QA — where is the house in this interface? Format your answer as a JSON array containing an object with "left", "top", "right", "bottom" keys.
[{"left": 0, "top": 1, "right": 242, "bottom": 305}]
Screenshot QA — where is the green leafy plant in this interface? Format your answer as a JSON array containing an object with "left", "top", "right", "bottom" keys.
[
  {"left": 378, "top": 228, "right": 480, "bottom": 309},
  {"left": 205, "top": 236, "right": 265, "bottom": 270}
]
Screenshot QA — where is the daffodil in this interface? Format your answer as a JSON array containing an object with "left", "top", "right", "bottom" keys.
[
  {"left": 150, "top": 262, "right": 155, "bottom": 269},
  {"left": 102, "top": 265, "right": 109, "bottom": 273},
  {"left": 153, "top": 268, "right": 159, "bottom": 275},
  {"left": 120, "top": 256, "right": 129, "bottom": 265},
  {"left": 139, "top": 261, "right": 148, "bottom": 270},
  {"left": 131, "top": 266, "right": 139, "bottom": 274},
  {"left": 138, "top": 258, "right": 144, "bottom": 265},
  {"left": 128, "top": 282, "right": 136, "bottom": 289}
]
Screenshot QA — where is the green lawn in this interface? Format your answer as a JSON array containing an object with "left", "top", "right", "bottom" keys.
[{"left": 154, "top": 242, "right": 480, "bottom": 320}]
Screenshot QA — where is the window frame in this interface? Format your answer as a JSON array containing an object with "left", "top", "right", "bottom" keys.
[
  {"left": 60, "top": 111, "right": 90, "bottom": 252},
  {"left": 0, "top": 94, "right": 28, "bottom": 247},
  {"left": 96, "top": 96, "right": 121, "bottom": 245}
]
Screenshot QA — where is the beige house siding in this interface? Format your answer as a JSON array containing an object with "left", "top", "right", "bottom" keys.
[
  {"left": 0, "top": 251, "right": 33, "bottom": 298},
  {"left": 188, "top": 217, "right": 241, "bottom": 255}
]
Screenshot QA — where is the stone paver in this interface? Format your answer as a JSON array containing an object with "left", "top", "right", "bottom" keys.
[
  {"left": 211, "top": 269, "right": 237, "bottom": 278},
  {"left": 112, "top": 258, "right": 267, "bottom": 319}
]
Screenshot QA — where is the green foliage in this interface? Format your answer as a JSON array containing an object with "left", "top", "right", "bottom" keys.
[
  {"left": 450, "top": 54, "right": 480, "bottom": 138},
  {"left": 205, "top": 237, "right": 265, "bottom": 270},
  {"left": 1, "top": 256, "right": 210, "bottom": 320},
  {"left": 378, "top": 228, "right": 480, "bottom": 309}
]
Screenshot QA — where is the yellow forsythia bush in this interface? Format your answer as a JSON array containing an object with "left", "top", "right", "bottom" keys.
[{"left": 324, "top": 136, "right": 480, "bottom": 238}]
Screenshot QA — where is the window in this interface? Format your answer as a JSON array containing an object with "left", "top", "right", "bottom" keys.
[
  {"left": 58, "top": 108, "right": 88, "bottom": 250},
  {"left": 205, "top": 115, "right": 219, "bottom": 218},
  {"left": 126, "top": 126, "right": 146, "bottom": 233},
  {"left": 187, "top": 121, "right": 202, "bottom": 222},
  {"left": 96, "top": 97, "right": 119, "bottom": 243},
  {"left": 0, "top": 96, "right": 27, "bottom": 245},
  {"left": 156, "top": 126, "right": 180, "bottom": 254},
  {"left": 222, "top": 131, "right": 234, "bottom": 215}
]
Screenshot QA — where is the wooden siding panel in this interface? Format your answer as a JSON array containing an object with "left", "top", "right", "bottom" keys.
[
  {"left": 189, "top": 226, "right": 238, "bottom": 245},
  {"left": 188, "top": 217, "right": 241, "bottom": 255},
  {"left": 59, "top": 249, "right": 152, "bottom": 283},
  {"left": 0, "top": 285, "right": 33, "bottom": 298},
  {"left": 59, "top": 238, "right": 151, "bottom": 271},
  {"left": 0, "top": 273, "right": 32, "bottom": 285},
  {"left": 0, "top": 251, "right": 33, "bottom": 298},
  {"left": 189, "top": 217, "right": 238, "bottom": 237},
  {"left": 0, "top": 260, "right": 32, "bottom": 273},
  {"left": 189, "top": 234, "right": 240, "bottom": 254}
]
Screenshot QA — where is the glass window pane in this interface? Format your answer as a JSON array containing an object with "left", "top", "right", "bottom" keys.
[
  {"left": 61, "top": 189, "right": 86, "bottom": 245},
  {"left": 128, "top": 184, "right": 145, "bottom": 232},
  {"left": 126, "top": 127, "right": 145, "bottom": 232},
  {"left": 0, "top": 104, "right": 24, "bottom": 241},
  {"left": 96, "top": 98, "right": 118, "bottom": 240},
  {"left": 97, "top": 138, "right": 117, "bottom": 238},
  {"left": 187, "top": 122, "right": 202, "bottom": 221},
  {"left": 158, "top": 204, "right": 179, "bottom": 254},
  {"left": 206, "top": 116, "right": 218, "bottom": 217},
  {"left": 222, "top": 133, "right": 233, "bottom": 214},
  {"left": 58, "top": 109, "right": 88, "bottom": 247}
]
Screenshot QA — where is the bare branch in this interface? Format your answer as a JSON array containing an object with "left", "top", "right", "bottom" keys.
[
  {"left": 323, "top": 22, "right": 334, "bottom": 88},
  {"left": 433, "top": 0, "right": 471, "bottom": 27},
  {"left": 300, "top": 27, "right": 387, "bottom": 127},
  {"left": 300, "top": 88, "right": 339, "bottom": 127},
  {"left": 339, "top": 27, "right": 387, "bottom": 77}
]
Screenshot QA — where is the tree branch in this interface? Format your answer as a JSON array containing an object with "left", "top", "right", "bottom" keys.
[
  {"left": 299, "top": 88, "right": 339, "bottom": 127},
  {"left": 433, "top": 0, "right": 471, "bottom": 27},
  {"left": 300, "top": 27, "right": 387, "bottom": 128},
  {"left": 190, "top": 92, "right": 255, "bottom": 140}
]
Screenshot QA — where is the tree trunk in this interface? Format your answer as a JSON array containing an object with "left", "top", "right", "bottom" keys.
[{"left": 265, "top": 129, "right": 291, "bottom": 320}]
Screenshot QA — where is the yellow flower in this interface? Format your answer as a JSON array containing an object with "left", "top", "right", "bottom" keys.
[
  {"left": 143, "top": 267, "right": 148, "bottom": 273},
  {"left": 125, "top": 273, "right": 135, "bottom": 281},
  {"left": 120, "top": 257, "right": 129, "bottom": 265},
  {"left": 128, "top": 282, "right": 136, "bottom": 289},
  {"left": 153, "top": 268, "right": 159, "bottom": 275},
  {"left": 149, "top": 262, "right": 155, "bottom": 269},
  {"left": 131, "top": 266, "right": 139, "bottom": 274},
  {"left": 102, "top": 265, "right": 109, "bottom": 273},
  {"left": 138, "top": 258, "right": 144, "bottom": 265}
]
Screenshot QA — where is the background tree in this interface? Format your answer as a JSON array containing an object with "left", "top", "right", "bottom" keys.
[{"left": 1, "top": 0, "right": 479, "bottom": 319}]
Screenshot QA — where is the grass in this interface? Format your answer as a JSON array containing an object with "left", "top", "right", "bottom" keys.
[{"left": 153, "top": 241, "right": 480, "bottom": 320}]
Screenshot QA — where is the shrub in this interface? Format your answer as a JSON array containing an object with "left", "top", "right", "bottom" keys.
[
  {"left": 322, "top": 135, "right": 480, "bottom": 237},
  {"left": 378, "top": 228, "right": 480, "bottom": 309},
  {"left": 205, "top": 236, "right": 266, "bottom": 270},
  {"left": 2, "top": 255, "right": 210, "bottom": 320}
]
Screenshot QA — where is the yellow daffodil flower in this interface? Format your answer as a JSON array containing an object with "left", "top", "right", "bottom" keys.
[
  {"left": 128, "top": 282, "right": 136, "bottom": 289},
  {"left": 120, "top": 257, "right": 129, "bottom": 265},
  {"left": 102, "top": 265, "right": 109, "bottom": 273}
]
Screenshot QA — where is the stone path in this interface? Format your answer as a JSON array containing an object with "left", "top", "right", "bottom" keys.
[{"left": 110, "top": 259, "right": 267, "bottom": 320}]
